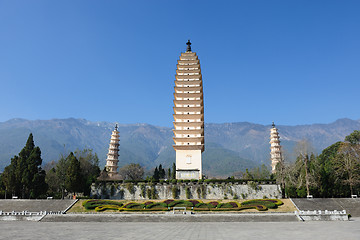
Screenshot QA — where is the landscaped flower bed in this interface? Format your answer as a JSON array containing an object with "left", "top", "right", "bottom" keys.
[
  {"left": 83, "top": 200, "right": 124, "bottom": 210},
  {"left": 239, "top": 199, "right": 283, "bottom": 211},
  {"left": 81, "top": 199, "right": 284, "bottom": 212}
]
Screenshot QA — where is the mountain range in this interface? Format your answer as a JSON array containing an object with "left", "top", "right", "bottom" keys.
[{"left": 0, "top": 118, "right": 359, "bottom": 177}]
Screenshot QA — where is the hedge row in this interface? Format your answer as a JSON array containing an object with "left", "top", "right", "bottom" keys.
[
  {"left": 82, "top": 199, "right": 283, "bottom": 212},
  {"left": 96, "top": 179, "right": 276, "bottom": 185}
]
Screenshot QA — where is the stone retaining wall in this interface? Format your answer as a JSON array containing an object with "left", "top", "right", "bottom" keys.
[{"left": 91, "top": 182, "right": 282, "bottom": 200}]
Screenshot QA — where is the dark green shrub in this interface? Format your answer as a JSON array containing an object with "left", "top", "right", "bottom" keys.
[
  {"left": 163, "top": 199, "right": 174, "bottom": 206},
  {"left": 207, "top": 201, "right": 219, "bottom": 208},
  {"left": 139, "top": 183, "right": 146, "bottom": 198},
  {"left": 196, "top": 187, "right": 201, "bottom": 198},
  {"left": 188, "top": 200, "right": 200, "bottom": 206},
  {"left": 145, "top": 202, "right": 167, "bottom": 209},
  {"left": 172, "top": 186, "right": 179, "bottom": 199},
  {"left": 110, "top": 185, "right": 116, "bottom": 196},
  {"left": 146, "top": 188, "right": 151, "bottom": 198},
  {"left": 168, "top": 200, "right": 194, "bottom": 208},
  {"left": 195, "top": 203, "right": 209, "bottom": 209},
  {"left": 123, "top": 202, "right": 144, "bottom": 209},
  {"left": 185, "top": 186, "right": 191, "bottom": 199},
  {"left": 217, "top": 202, "right": 235, "bottom": 208},
  {"left": 126, "top": 182, "right": 135, "bottom": 195},
  {"left": 150, "top": 185, "right": 158, "bottom": 199}
]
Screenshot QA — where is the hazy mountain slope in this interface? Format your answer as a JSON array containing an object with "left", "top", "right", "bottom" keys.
[{"left": 0, "top": 118, "right": 359, "bottom": 177}]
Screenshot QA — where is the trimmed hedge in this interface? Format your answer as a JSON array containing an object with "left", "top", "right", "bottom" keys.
[
  {"left": 123, "top": 202, "right": 145, "bottom": 209},
  {"left": 145, "top": 202, "right": 168, "bottom": 209},
  {"left": 208, "top": 201, "right": 219, "bottom": 208},
  {"left": 95, "top": 179, "right": 276, "bottom": 185},
  {"left": 95, "top": 205, "right": 121, "bottom": 212},
  {"left": 83, "top": 200, "right": 123, "bottom": 210},
  {"left": 168, "top": 200, "right": 194, "bottom": 208}
]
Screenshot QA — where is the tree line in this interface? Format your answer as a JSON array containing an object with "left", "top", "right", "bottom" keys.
[
  {"left": 275, "top": 130, "right": 360, "bottom": 198},
  {"left": 1, "top": 130, "right": 359, "bottom": 199},
  {"left": 0, "top": 133, "right": 100, "bottom": 199}
]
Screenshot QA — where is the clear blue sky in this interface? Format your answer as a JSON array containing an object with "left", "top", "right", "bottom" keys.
[{"left": 1, "top": 1, "right": 359, "bottom": 127}]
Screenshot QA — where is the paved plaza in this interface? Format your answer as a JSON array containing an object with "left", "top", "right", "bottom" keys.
[{"left": 1, "top": 219, "right": 359, "bottom": 240}]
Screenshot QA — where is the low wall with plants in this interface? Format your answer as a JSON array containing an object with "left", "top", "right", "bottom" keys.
[{"left": 90, "top": 180, "right": 281, "bottom": 200}]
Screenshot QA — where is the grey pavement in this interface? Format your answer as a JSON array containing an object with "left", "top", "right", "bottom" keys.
[
  {"left": 0, "top": 199, "right": 77, "bottom": 212},
  {"left": 1, "top": 219, "right": 360, "bottom": 240}
]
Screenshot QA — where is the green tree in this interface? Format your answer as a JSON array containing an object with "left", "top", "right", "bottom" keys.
[
  {"left": 119, "top": 163, "right": 144, "bottom": 180},
  {"left": 243, "top": 169, "right": 253, "bottom": 179},
  {"left": 345, "top": 130, "right": 360, "bottom": 144},
  {"left": 292, "top": 140, "right": 317, "bottom": 197},
  {"left": 65, "top": 152, "right": 82, "bottom": 195},
  {"left": 334, "top": 142, "right": 360, "bottom": 196},
  {"left": 75, "top": 149, "right": 100, "bottom": 195},
  {"left": 172, "top": 162, "right": 176, "bottom": 179},
  {"left": 158, "top": 164, "right": 165, "bottom": 179},
  {"left": 249, "top": 164, "right": 270, "bottom": 179},
  {"left": 1, "top": 133, "right": 47, "bottom": 198},
  {"left": 316, "top": 141, "right": 342, "bottom": 197},
  {"left": 1, "top": 156, "right": 19, "bottom": 198},
  {"left": 56, "top": 155, "right": 70, "bottom": 199},
  {"left": 167, "top": 168, "right": 171, "bottom": 179},
  {"left": 153, "top": 167, "right": 160, "bottom": 181}
]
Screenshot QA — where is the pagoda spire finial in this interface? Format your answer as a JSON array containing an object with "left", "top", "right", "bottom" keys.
[
  {"left": 115, "top": 123, "right": 118, "bottom": 131},
  {"left": 186, "top": 39, "right": 192, "bottom": 52},
  {"left": 272, "top": 121, "right": 275, "bottom": 128}
]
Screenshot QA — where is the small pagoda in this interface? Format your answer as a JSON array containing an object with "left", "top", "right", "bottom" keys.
[
  {"left": 172, "top": 40, "right": 205, "bottom": 179},
  {"left": 269, "top": 122, "right": 283, "bottom": 173},
  {"left": 105, "top": 124, "right": 120, "bottom": 177}
]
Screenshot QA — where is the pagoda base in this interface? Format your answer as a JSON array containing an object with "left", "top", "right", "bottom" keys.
[
  {"left": 175, "top": 149, "right": 202, "bottom": 180},
  {"left": 176, "top": 169, "right": 200, "bottom": 180}
]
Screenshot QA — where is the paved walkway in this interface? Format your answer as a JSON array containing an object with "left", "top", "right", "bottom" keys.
[{"left": 1, "top": 219, "right": 359, "bottom": 240}]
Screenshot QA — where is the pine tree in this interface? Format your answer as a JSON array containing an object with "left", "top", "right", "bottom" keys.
[
  {"left": 172, "top": 163, "right": 176, "bottom": 179},
  {"left": 2, "top": 133, "right": 47, "bottom": 198},
  {"left": 158, "top": 164, "right": 165, "bottom": 179},
  {"left": 153, "top": 167, "right": 159, "bottom": 181},
  {"left": 167, "top": 168, "right": 171, "bottom": 180}
]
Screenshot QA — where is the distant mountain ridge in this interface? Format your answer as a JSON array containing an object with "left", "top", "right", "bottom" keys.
[{"left": 0, "top": 118, "right": 359, "bottom": 177}]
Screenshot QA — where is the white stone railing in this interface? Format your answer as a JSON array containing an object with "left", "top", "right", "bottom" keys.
[
  {"left": 295, "top": 210, "right": 347, "bottom": 215},
  {"left": 295, "top": 210, "right": 348, "bottom": 221},
  {"left": 0, "top": 210, "right": 64, "bottom": 216}
]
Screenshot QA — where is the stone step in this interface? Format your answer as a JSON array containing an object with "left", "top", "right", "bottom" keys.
[{"left": 42, "top": 213, "right": 298, "bottom": 222}]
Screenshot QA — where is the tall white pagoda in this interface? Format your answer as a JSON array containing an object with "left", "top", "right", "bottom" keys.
[
  {"left": 105, "top": 124, "right": 120, "bottom": 177},
  {"left": 269, "top": 122, "right": 282, "bottom": 173},
  {"left": 172, "top": 40, "right": 204, "bottom": 180}
]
